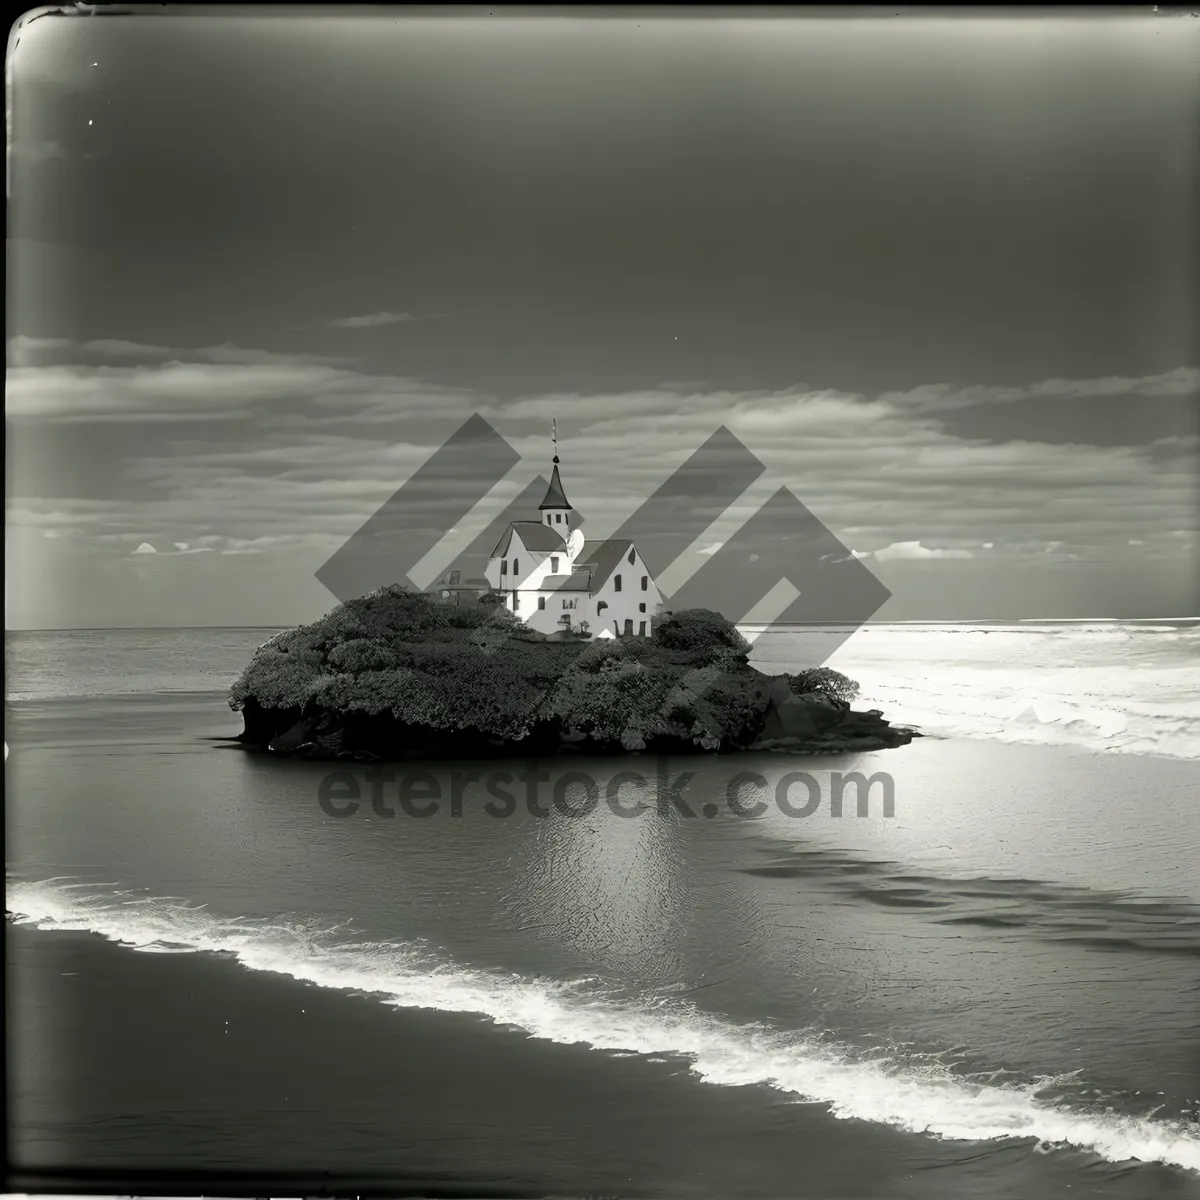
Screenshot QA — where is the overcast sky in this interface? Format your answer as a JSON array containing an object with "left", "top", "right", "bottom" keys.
[{"left": 6, "top": 10, "right": 1198, "bottom": 628}]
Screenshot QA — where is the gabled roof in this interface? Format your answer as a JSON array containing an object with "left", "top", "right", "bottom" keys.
[
  {"left": 576, "top": 539, "right": 635, "bottom": 591},
  {"left": 538, "top": 570, "right": 595, "bottom": 593},
  {"left": 537, "top": 462, "right": 572, "bottom": 511},
  {"left": 490, "top": 520, "right": 567, "bottom": 558}
]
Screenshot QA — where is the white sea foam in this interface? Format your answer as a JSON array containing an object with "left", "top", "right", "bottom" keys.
[
  {"left": 9, "top": 879, "right": 1200, "bottom": 1175},
  {"left": 750, "top": 623, "right": 1200, "bottom": 760}
]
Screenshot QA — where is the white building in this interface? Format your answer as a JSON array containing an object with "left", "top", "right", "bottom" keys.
[{"left": 484, "top": 454, "right": 663, "bottom": 637}]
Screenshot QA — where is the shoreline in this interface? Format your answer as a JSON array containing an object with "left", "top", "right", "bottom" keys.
[
  {"left": 0, "top": 923, "right": 1012, "bottom": 1198},
  {"left": 9, "top": 922, "right": 1199, "bottom": 1195}
]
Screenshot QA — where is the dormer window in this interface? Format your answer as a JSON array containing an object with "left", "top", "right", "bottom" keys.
[{"left": 555, "top": 513, "right": 563, "bottom": 524}]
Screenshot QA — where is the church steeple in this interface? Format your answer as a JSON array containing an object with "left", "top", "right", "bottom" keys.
[{"left": 538, "top": 420, "right": 573, "bottom": 530}]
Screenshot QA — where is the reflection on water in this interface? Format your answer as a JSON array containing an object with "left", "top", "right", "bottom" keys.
[{"left": 7, "top": 688, "right": 1200, "bottom": 1164}]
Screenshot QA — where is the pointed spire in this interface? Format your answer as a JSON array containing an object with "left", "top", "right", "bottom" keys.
[{"left": 539, "top": 420, "right": 572, "bottom": 510}]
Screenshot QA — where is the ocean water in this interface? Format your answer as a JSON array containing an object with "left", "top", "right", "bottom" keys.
[
  {"left": 756, "top": 619, "right": 1200, "bottom": 761},
  {"left": 5, "top": 623, "right": 1200, "bottom": 1194}
]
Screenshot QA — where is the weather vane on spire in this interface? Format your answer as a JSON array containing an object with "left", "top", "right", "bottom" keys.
[{"left": 552, "top": 419, "right": 559, "bottom": 464}]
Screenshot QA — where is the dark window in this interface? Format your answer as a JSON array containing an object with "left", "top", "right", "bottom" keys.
[
  {"left": 614, "top": 574, "right": 622, "bottom": 592},
  {"left": 638, "top": 621, "right": 646, "bottom": 636},
  {"left": 551, "top": 556, "right": 559, "bottom": 573},
  {"left": 513, "top": 558, "right": 519, "bottom": 576},
  {"left": 555, "top": 513, "right": 563, "bottom": 524},
  {"left": 624, "top": 619, "right": 633, "bottom": 635},
  {"left": 538, "top": 596, "right": 546, "bottom": 610},
  {"left": 513, "top": 592, "right": 520, "bottom": 612},
  {"left": 500, "top": 560, "right": 508, "bottom": 575},
  {"left": 639, "top": 603, "right": 646, "bottom": 613},
  {"left": 641, "top": 575, "right": 648, "bottom": 591},
  {"left": 627, "top": 548, "right": 635, "bottom": 565},
  {"left": 597, "top": 601, "right": 608, "bottom": 614}
]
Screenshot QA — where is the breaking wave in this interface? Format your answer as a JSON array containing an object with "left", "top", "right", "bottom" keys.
[
  {"left": 752, "top": 622, "right": 1200, "bottom": 760},
  {"left": 9, "top": 879, "right": 1200, "bottom": 1175}
]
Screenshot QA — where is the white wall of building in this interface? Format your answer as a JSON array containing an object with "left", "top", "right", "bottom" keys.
[
  {"left": 483, "top": 531, "right": 661, "bottom": 638},
  {"left": 484, "top": 532, "right": 578, "bottom": 593},
  {"left": 514, "top": 588, "right": 588, "bottom": 635},
  {"left": 588, "top": 545, "right": 662, "bottom": 637}
]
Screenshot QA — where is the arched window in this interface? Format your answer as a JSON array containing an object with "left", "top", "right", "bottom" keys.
[
  {"left": 597, "top": 601, "right": 608, "bottom": 614},
  {"left": 614, "top": 574, "right": 622, "bottom": 592},
  {"left": 627, "top": 548, "right": 635, "bottom": 565}
]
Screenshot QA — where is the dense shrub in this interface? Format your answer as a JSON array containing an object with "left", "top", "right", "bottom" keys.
[
  {"left": 545, "top": 655, "right": 678, "bottom": 744},
  {"left": 789, "top": 666, "right": 860, "bottom": 704},
  {"left": 574, "top": 638, "right": 627, "bottom": 673},
  {"left": 229, "top": 641, "right": 327, "bottom": 710},
  {"left": 653, "top": 609, "right": 751, "bottom": 656},
  {"left": 327, "top": 638, "right": 400, "bottom": 674}
]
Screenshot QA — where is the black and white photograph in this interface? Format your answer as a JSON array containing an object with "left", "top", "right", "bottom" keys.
[{"left": 5, "top": 8, "right": 1199, "bottom": 1198}]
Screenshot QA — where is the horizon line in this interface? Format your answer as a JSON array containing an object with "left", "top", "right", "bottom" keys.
[{"left": 6, "top": 617, "right": 1198, "bottom": 634}]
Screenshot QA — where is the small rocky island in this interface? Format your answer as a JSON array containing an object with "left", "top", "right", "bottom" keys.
[{"left": 229, "top": 586, "right": 918, "bottom": 761}]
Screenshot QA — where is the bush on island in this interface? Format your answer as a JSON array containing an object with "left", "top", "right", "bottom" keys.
[
  {"left": 652, "top": 608, "right": 752, "bottom": 657},
  {"left": 788, "top": 666, "right": 860, "bottom": 704}
]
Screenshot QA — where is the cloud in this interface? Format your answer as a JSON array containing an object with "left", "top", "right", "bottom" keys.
[
  {"left": 879, "top": 366, "right": 1200, "bottom": 413},
  {"left": 1128, "top": 539, "right": 1145, "bottom": 546},
  {"left": 7, "top": 335, "right": 73, "bottom": 357},
  {"left": 6, "top": 351, "right": 1195, "bottom": 588},
  {"left": 872, "top": 541, "right": 975, "bottom": 561},
  {"left": 174, "top": 542, "right": 189, "bottom": 551},
  {"left": 10, "top": 139, "right": 66, "bottom": 164},
  {"left": 131, "top": 542, "right": 157, "bottom": 555},
  {"left": 329, "top": 312, "right": 416, "bottom": 329},
  {"left": 7, "top": 335, "right": 358, "bottom": 371}
]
